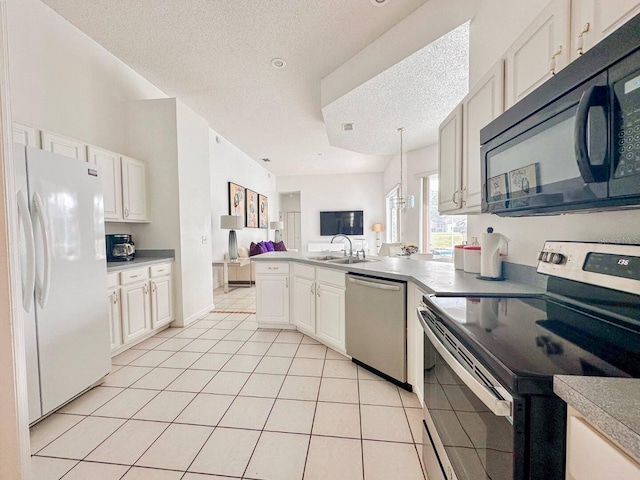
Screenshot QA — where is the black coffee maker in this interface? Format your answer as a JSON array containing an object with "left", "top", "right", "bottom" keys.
[{"left": 106, "top": 234, "right": 135, "bottom": 262}]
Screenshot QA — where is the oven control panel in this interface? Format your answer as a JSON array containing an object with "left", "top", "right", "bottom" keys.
[{"left": 537, "top": 241, "right": 640, "bottom": 295}]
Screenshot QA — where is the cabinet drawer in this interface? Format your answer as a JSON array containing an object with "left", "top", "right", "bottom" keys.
[
  {"left": 317, "top": 267, "right": 345, "bottom": 288},
  {"left": 293, "top": 263, "right": 315, "bottom": 279},
  {"left": 120, "top": 267, "right": 149, "bottom": 285},
  {"left": 255, "top": 262, "right": 290, "bottom": 275},
  {"left": 106, "top": 273, "right": 119, "bottom": 289},
  {"left": 150, "top": 262, "right": 172, "bottom": 277}
]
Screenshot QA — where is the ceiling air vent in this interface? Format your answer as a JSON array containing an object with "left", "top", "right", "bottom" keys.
[{"left": 341, "top": 123, "right": 355, "bottom": 132}]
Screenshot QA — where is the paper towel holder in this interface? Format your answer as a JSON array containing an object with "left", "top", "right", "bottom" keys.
[{"left": 476, "top": 227, "right": 508, "bottom": 281}]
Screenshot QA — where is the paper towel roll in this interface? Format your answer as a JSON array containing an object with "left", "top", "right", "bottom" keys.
[{"left": 481, "top": 231, "right": 509, "bottom": 278}]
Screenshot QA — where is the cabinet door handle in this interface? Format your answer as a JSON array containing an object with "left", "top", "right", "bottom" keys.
[
  {"left": 452, "top": 190, "right": 459, "bottom": 206},
  {"left": 549, "top": 45, "right": 562, "bottom": 74},
  {"left": 124, "top": 207, "right": 130, "bottom": 218},
  {"left": 144, "top": 283, "right": 149, "bottom": 294},
  {"left": 112, "top": 292, "right": 118, "bottom": 304},
  {"left": 151, "top": 281, "right": 156, "bottom": 293},
  {"left": 268, "top": 266, "right": 278, "bottom": 270},
  {"left": 285, "top": 277, "right": 289, "bottom": 289},
  {"left": 311, "top": 282, "right": 315, "bottom": 295},
  {"left": 317, "top": 285, "right": 321, "bottom": 297},
  {"left": 576, "top": 23, "right": 590, "bottom": 55},
  {"left": 130, "top": 274, "right": 139, "bottom": 278},
  {"left": 461, "top": 186, "right": 467, "bottom": 206}
]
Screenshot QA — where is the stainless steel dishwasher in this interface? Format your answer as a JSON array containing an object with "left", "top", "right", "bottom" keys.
[{"left": 345, "top": 273, "right": 408, "bottom": 388}]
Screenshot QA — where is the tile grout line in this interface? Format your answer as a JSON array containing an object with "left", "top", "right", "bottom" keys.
[{"left": 240, "top": 333, "right": 306, "bottom": 479}]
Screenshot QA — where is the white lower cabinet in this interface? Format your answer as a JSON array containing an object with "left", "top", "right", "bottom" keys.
[
  {"left": 292, "top": 265, "right": 316, "bottom": 335},
  {"left": 120, "top": 265, "right": 151, "bottom": 345},
  {"left": 151, "top": 275, "right": 173, "bottom": 329},
  {"left": 566, "top": 406, "right": 640, "bottom": 480},
  {"left": 291, "top": 263, "right": 346, "bottom": 353},
  {"left": 109, "top": 261, "right": 174, "bottom": 354},
  {"left": 256, "top": 262, "right": 291, "bottom": 327},
  {"left": 406, "top": 283, "right": 425, "bottom": 404}
]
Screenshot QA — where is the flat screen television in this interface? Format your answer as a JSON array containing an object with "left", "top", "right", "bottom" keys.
[{"left": 320, "top": 210, "right": 364, "bottom": 236}]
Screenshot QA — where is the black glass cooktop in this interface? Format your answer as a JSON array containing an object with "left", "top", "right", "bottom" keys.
[{"left": 426, "top": 294, "right": 640, "bottom": 395}]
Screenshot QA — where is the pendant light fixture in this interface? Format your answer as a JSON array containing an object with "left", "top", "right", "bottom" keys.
[{"left": 393, "top": 127, "right": 409, "bottom": 210}]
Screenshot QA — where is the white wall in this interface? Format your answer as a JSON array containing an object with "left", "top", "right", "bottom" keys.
[
  {"left": 277, "top": 173, "right": 383, "bottom": 253},
  {"left": 176, "top": 101, "right": 213, "bottom": 321},
  {"left": 210, "top": 131, "right": 277, "bottom": 286},
  {"left": 7, "top": 0, "right": 166, "bottom": 153},
  {"left": 383, "top": 143, "right": 438, "bottom": 248},
  {"left": 467, "top": 0, "right": 640, "bottom": 266},
  {"left": 126, "top": 98, "right": 214, "bottom": 325}
]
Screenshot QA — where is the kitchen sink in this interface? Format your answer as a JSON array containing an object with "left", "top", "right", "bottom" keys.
[
  {"left": 308, "top": 255, "right": 343, "bottom": 261},
  {"left": 326, "top": 257, "right": 378, "bottom": 264},
  {"left": 308, "top": 255, "right": 378, "bottom": 264}
]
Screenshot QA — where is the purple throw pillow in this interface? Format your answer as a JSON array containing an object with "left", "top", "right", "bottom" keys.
[
  {"left": 249, "top": 242, "right": 262, "bottom": 257},
  {"left": 264, "top": 241, "right": 275, "bottom": 252},
  {"left": 274, "top": 241, "right": 287, "bottom": 252},
  {"left": 257, "top": 241, "right": 268, "bottom": 254}
]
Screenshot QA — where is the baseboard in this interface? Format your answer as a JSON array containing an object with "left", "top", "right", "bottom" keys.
[{"left": 173, "top": 303, "right": 215, "bottom": 328}]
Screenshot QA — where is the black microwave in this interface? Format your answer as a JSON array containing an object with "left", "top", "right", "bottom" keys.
[{"left": 480, "top": 13, "right": 640, "bottom": 216}]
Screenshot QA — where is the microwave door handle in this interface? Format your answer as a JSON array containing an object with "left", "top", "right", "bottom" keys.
[{"left": 575, "top": 85, "right": 609, "bottom": 183}]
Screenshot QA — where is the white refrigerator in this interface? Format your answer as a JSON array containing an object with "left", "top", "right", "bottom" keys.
[{"left": 14, "top": 144, "right": 111, "bottom": 424}]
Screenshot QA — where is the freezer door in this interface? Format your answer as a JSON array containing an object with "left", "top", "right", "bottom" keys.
[
  {"left": 27, "top": 147, "right": 110, "bottom": 415},
  {"left": 14, "top": 144, "right": 42, "bottom": 423}
]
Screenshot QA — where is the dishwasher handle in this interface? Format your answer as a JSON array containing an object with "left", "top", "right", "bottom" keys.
[{"left": 347, "top": 276, "right": 401, "bottom": 291}]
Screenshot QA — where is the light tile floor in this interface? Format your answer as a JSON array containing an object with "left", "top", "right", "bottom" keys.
[{"left": 30, "top": 286, "right": 426, "bottom": 480}]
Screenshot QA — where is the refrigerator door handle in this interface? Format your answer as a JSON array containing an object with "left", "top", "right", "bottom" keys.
[
  {"left": 32, "top": 192, "right": 52, "bottom": 308},
  {"left": 17, "top": 190, "right": 36, "bottom": 312}
]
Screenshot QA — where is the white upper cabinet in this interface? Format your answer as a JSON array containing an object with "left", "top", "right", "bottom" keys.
[
  {"left": 505, "top": 0, "right": 571, "bottom": 108},
  {"left": 438, "top": 60, "right": 504, "bottom": 215},
  {"left": 41, "top": 130, "right": 87, "bottom": 161},
  {"left": 572, "top": 0, "right": 640, "bottom": 58},
  {"left": 13, "top": 122, "right": 39, "bottom": 147},
  {"left": 121, "top": 155, "right": 148, "bottom": 222},
  {"left": 88, "top": 146, "right": 123, "bottom": 221},
  {"left": 438, "top": 104, "right": 463, "bottom": 214},
  {"left": 461, "top": 60, "right": 505, "bottom": 213}
]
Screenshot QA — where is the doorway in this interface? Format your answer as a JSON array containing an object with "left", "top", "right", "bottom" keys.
[{"left": 278, "top": 192, "right": 301, "bottom": 250}]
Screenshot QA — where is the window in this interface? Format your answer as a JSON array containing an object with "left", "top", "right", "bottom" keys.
[
  {"left": 385, "top": 186, "right": 400, "bottom": 243},
  {"left": 422, "top": 174, "right": 466, "bottom": 260}
]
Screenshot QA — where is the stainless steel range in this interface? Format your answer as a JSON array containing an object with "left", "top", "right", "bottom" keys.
[{"left": 417, "top": 241, "right": 640, "bottom": 480}]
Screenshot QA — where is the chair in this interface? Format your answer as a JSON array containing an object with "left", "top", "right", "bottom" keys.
[{"left": 378, "top": 242, "right": 404, "bottom": 256}]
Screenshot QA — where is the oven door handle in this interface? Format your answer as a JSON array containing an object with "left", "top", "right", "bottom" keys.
[{"left": 418, "top": 309, "right": 512, "bottom": 417}]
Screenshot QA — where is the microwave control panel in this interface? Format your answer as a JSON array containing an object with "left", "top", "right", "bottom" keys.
[{"left": 613, "top": 72, "right": 640, "bottom": 179}]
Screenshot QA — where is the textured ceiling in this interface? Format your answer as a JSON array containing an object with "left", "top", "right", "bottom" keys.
[
  {"left": 41, "top": 0, "right": 468, "bottom": 176},
  {"left": 322, "top": 22, "right": 469, "bottom": 155}
]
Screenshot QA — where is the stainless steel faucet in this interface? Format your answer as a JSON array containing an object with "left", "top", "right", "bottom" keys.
[{"left": 331, "top": 234, "right": 353, "bottom": 257}]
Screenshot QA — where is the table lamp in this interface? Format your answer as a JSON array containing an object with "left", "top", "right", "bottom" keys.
[
  {"left": 372, "top": 223, "right": 384, "bottom": 250},
  {"left": 220, "top": 215, "right": 244, "bottom": 260},
  {"left": 270, "top": 221, "right": 284, "bottom": 243}
]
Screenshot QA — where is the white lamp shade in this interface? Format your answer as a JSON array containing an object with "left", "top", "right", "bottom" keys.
[
  {"left": 220, "top": 215, "right": 244, "bottom": 230},
  {"left": 270, "top": 221, "right": 284, "bottom": 230}
]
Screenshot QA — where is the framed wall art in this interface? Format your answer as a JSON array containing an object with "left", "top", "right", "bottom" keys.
[
  {"left": 508, "top": 163, "right": 539, "bottom": 208},
  {"left": 258, "top": 194, "right": 268, "bottom": 228},
  {"left": 509, "top": 163, "right": 538, "bottom": 198},
  {"left": 488, "top": 173, "right": 508, "bottom": 202},
  {"left": 228, "top": 182, "right": 245, "bottom": 225},
  {"left": 246, "top": 189, "right": 259, "bottom": 228}
]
